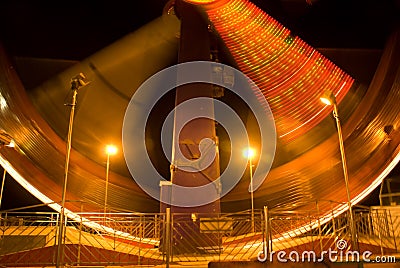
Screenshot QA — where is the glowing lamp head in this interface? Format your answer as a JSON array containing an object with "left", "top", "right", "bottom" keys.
[
  {"left": 243, "top": 147, "right": 255, "bottom": 159},
  {"left": 320, "top": 90, "right": 336, "bottom": 106},
  {"left": 106, "top": 145, "right": 118, "bottom": 156},
  {"left": 6, "top": 140, "right": 15, "bottom": 148},
  {"left": 320, "top": 97, "right": 332, "bottom": 106}
]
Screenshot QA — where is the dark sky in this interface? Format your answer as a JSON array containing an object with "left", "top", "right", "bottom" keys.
[
  {"left": 0, "top": 0, "right": 399, "bottom": 211},
  {"left": 1, "top": 0, "right": 399, "bottom": 61},
  {"left": 0, "top": 168, "right": 54, "bottom": 211},
  {"left": 0, "top": 0, "right": 170, "bottom": 60}
]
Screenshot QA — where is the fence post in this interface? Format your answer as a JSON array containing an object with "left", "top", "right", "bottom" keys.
[
  {"left": 261, "top": 209, "right": 264, "bottom": 259},
  {"left": 53, "top": 213, "right": 59, "bottom": 265},
  {"left": 378, "top": 210, "right": 384, "bottom": 255},
  {"left": 330, "top": 201, "right": 336, "bottom": 237},
  {"left": 316, "top": 201, "right": 323, "bottom": 253},
  {"left": 78, "top": 213, "right": 82, "bottom": 265},
  {"left": 263, "top": 206, "right": 270, "bottom": 259},
  {"left": 165, "top": 208, "right": 171, "bottom": 268},
  {"left": 0, "top": 213, "right": 5, "bottom": 261},
  {"left": 387, "top": 209, "right": 398, "bottom": 252},
  {"left": 367, "top": 210, "right": 372, "bottom": 236},
  {"left": 155, "top": 214, "right": 158, "bottom": 238},
  {"left": 218, "top": 213, "right": 222, "bottom": 262},
  {"left": 138, "top": 215, "right": 142, "bottom": 265}
]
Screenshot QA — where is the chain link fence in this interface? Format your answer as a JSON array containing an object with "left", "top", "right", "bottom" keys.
[{"left": 1, "top": 202, "right": 399, "bottom": 266}]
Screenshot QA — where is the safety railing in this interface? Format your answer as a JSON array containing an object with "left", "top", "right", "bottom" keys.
[
  {"left": 0, "top": 202, "right": 399, "bottom": 266},
  {"left": 0, "top": 212, "right": 59, "bottom": 266},
  {"left": 164, "top": 210, "right": 264, "bottom": 263}
]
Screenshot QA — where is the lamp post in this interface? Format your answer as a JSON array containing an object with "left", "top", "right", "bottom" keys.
[
  {"left": 56, "top": 73, "right": 89, "bottom": 268},
  {"left": 0, "top": 169, "right": 6, "bottom": 210},
  {"left": 104, "top": 144, "right": 117, "bottom": 216},
  {"left": 243, "top": 147, "right": 255, "bottom": 233},
  {"left": 320, "top": 91, "right": 357, "bottom": 249},
  {"left": 0, "top": 138, "right": 14, "bottom": 210}
]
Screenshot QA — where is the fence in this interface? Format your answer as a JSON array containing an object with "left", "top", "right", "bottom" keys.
[{"left": 0, "top": 202, "right": 399, "bottom": 266}]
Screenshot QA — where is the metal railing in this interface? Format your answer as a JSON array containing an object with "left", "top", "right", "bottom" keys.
[{"left": 0, "top": 202, "right": 399, "bottom": 266}]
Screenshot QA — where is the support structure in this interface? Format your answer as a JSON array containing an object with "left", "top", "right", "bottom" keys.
[
  {"left": 321, "top": 91, "right": 358, "bottom": 250},
  {"left": 0, "top": 169, "right": 6, "bottom": 210},
  {"left": 161, "top": 0, "right": 221, "bottom": 254},
  {"left": 332, "top": 102, "right": 358, "bottom": 250},
  {"left": 249, "top": 155, "right": 254, "bottom": 232},
  {"left": 56, "top": 73, "right": 88, "bottom": 268}
]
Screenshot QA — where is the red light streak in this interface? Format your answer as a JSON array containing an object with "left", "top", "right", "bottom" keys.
[{"left": 201, "top": 0, "right": 354, "bottom": 141}]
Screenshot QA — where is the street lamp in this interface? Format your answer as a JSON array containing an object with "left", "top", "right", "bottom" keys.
[
  {"left": 0, "top": 168, "right": 5, "bottom": 210},
  {"left": 320, "top": 90, "right": 357, "bottom": 249},
  {"left": 56, "top": 73, "right": 89, "bottom": 268},
  {"left": 104, "top": 144, "right": 117, "bottom": 215},
  {"left": 243, "top": 147, "right": 255, "bottom": 233}
]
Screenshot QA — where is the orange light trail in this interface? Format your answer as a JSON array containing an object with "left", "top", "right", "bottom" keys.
[{"left": 201, "top": 0, "right": 354, "bottom": 141}]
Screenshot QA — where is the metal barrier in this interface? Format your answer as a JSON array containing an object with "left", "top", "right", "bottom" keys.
[{"left": 0, "top": 203, "right": 399, "bottom": 266}]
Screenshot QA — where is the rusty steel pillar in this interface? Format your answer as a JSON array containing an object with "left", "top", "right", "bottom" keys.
[{"left": 161, "top": 0, "right": 222, "bottom": 254}]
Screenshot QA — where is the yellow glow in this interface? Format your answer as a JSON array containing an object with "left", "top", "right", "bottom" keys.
[
  {"left": 320, "top": 97, "right": 332, "bottom": 106},
  {"left": 320, "top": 90, "right": 336, "bottom": 106},
  {"left": 106, "top": 145, "right": 118, "bottom": 155},
  {"left": 243, "top": 147, "right": 255, "bottom": 159},
  {"left": 6, "top": 140, "right": 15, "bottom": 148}
]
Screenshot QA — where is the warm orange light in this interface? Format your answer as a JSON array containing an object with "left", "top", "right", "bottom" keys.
[
  {"left": 320, "top": 90, "right": 335, "bottom": 105},
  {"left": 320, "top": 97, "right": 332, "bottom": 106},
  {"left": 203, "top": 0, "right": 354, "bottom": 141},
  {"left": 243, "top": 147, "right": 255, "bottom": 159},
  {"left": 105, "top": 145, "right": 118, "bottom": 155},
  {"left": 6, "top": 140, "right": 15, "bottom": 148}
]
